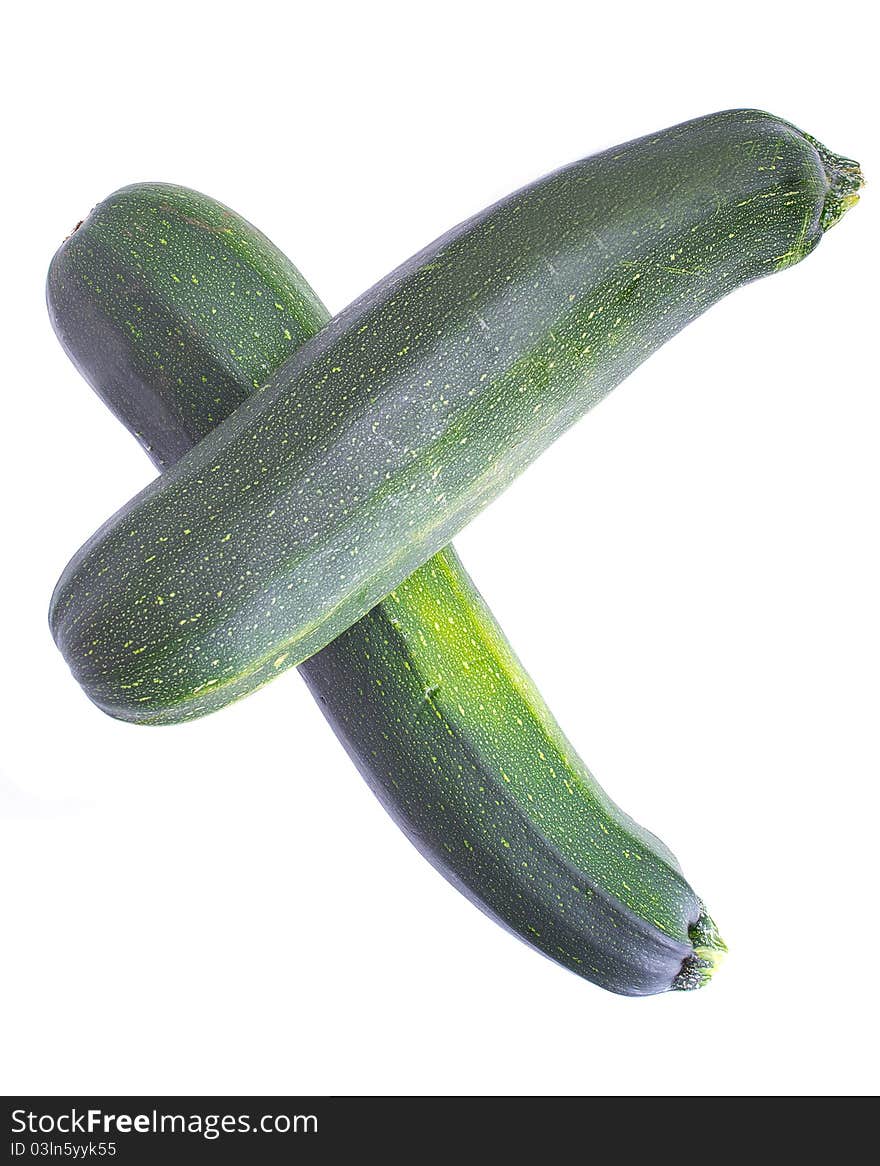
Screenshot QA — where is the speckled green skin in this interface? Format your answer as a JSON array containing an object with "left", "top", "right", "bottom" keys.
[
  {"left": 50, "top": 113, "right": 860, "bottom": 728},
  {"left": 50, "top": 109, "right": 860, "bottom": 731},
  {"left": 48, "top": 183, "right": 726, "bottom": 995},
  {"left": 47, "top": 189, "right": 328, "bottom": 470},
  {"left": 305, "top": 551, "right": 725, "bottom": 994}
]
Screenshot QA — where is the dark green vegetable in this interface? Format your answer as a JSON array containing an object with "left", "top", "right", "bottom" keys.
[
  {"left": 50, "top": 110, "right": 861, "bottom": 726},
  {"left": 49, "top": 182, "right": 725, "bottom": 995}
]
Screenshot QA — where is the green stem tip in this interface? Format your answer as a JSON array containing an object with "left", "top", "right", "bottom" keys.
[
  {"left": 806, "top": 133, "right": 864, "bottom": 232},
  {"left": 672, "top": 907, "right": 728, "bottom": 991}
]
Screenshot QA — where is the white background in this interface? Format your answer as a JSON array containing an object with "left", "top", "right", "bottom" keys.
[{"left": 1, "top": 1, "right": 877, "bottom": 1097}]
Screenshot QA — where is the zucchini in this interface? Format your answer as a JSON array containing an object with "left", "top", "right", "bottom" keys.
[
  {"left": 50, "top": 109, "right": 861, "bottom": 725},
  {"left": 49, "top": 182, "right": 724, "bottom": 995}
]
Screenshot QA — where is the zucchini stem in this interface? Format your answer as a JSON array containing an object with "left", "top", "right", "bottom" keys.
[
  {"left": 808, "top": 134, "right": 864, "bottom": 231},
  {"left": 672, "top": 907, "right": 728, "bottom": 991}
]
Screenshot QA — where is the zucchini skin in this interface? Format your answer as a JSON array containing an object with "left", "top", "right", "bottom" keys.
[
  {"left": 305, "top": 552, "right": 723, "bottom": 994},
  {"left": 49, "top": 110, "right": 861, "bottom": 725},
  {"left": 47, "top": 188, "right": 328, "bottom": 470},
  {"left": 48, "top": 183, "right": 723, "bottom": 994}
]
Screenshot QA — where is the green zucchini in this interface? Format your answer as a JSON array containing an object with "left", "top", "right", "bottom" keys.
[
  {"left": 49, "top": 182, "right": 724, "bottom": 995},
  {"left": 50, "top": 109, "right": 861, "bottom": 726}
]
